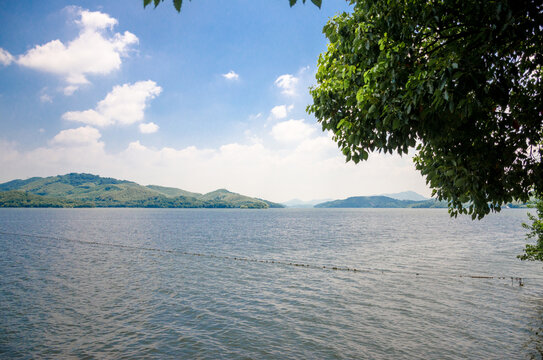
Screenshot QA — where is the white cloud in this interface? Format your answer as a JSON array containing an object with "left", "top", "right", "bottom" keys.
[
  {"left": 0, "top": 130, "right": 430, "bottom": 202},
  {"left": 77, "top": 9, "right": 117, "bottom": 31},
  {"left": 249, "top": 113, "right": 262, "bottom": 120},
  {"left": 40, "top": 94, "right": 53, "bottom": 103},
  {"left": 62, "top": 80, "right": 162, "bottom": 127},
  {"left": 274, "top": 74, "right": 299, "bottom": 96},
  {"left": 271, "top": 119, "right": 316, "bottom": 143},
  {"left": 62, "top": 109, "right": 107, "bottom": 127},
  {"left": 271, "top": 105, "right": 287, "bottom": 119},
  {"left": 63, "top": 85, "right": 79, "bottom": 96},
  {"left": 222, "top": 70, "right": 239, "bottom": 80},
  {"left": 16, "top": 9, "right": 138, "bottom": 94},
  {"left": 270, "top": 104, "right": 294, "bottom": 119},
  {"left": 139, "top": 122, "right": 159, "bottom": 134},
  {"left": 0, "top": 48, "right": 14, "bottom": 66},
  {"left": 50, "top": 126, "right": 102, "bottom": 146}
]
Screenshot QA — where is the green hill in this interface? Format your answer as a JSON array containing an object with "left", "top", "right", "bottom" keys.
[
  {"left": 0, "top": 173, "right": 283, "bottom": 209},
  {"left": 314, "top": 196, "right": 448, "bottom": 208},
  {"left": 315, "top": 195, "right": 533, "bottom": 210},
  {"left": 0, "top": 191, "right": 94, "bottom": 208},
  {"left": 146, "top": 185, "right": 202, "bottom": 198},
  {"left": 196, "top": 189, "right": 267, "bottom": 208}
]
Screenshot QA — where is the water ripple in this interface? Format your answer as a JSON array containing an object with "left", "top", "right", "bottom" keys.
[{"left": 1, "top": 208, "right": 542, "bottom": 359}]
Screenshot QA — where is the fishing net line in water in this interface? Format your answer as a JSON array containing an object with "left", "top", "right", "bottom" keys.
[{"left": 0, "top": 230, "right": 527, "bottom": 287}]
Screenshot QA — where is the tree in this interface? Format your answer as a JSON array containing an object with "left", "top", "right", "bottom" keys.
[
  {"left": 518, "top": 196, "right": 543, "bottom": 261},
  {"left": 307, "top": 0, "right": 543, "bottom": 219},
  {"left": 143, "top": 0, "right": 322, "bottom": 13}
]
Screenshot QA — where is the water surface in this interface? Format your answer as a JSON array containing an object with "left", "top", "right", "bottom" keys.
[{"left": 1, "top": 208, "right": 542, "bottom": 358}]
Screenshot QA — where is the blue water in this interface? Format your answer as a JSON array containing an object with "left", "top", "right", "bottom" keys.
[{"left": 1, "top": 208, "right": 543, "bottom": 358}]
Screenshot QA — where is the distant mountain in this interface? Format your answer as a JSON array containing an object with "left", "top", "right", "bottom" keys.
[
  {"left": 314, "top": 195, "right": 447, "bottom": 209},
  {"left": 0, "top": 173, "right": 284, "bottom": 209},
  {"left": 381, "top": 191, "right": 429, "bottom": 201},
  {"left": 282, "top": 198, "right": 334, "bottom": 208},
  {"left": 146, "top": 185, "right": 201, "bottom": 198}
]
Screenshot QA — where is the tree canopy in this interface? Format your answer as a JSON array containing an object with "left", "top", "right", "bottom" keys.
[
  {"left": 308, "top": 0, "right": 542, "bottom": 219},
  {"left": 518, "top": 198, "right": 543, "bottom": 261}
]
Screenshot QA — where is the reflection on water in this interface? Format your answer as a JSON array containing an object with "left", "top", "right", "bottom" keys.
[{"left": 0, "top": 208, "right": 542, "bottom": 359}]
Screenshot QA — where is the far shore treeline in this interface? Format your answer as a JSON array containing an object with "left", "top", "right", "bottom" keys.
[
  {"left": 0, "top": 173, "right": 533, "bottom": 209},
  {"left": 0, "top": 173, "right": 283, "bottom": 209}
]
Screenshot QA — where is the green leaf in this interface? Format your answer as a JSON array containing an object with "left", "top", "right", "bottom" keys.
[
  {"left": 356, "top": 88, "right": 364, "bottom": 103},
  {"left": 173, "top": 0, "right": 182, "bottom": 12},
  {"left": 311, "top": 0, "right": 322, "bottom": 8},
  {"left": 289, "top": 0, "right": 297, "bottom": 7},
  {"left": 144, "top": 0, "right": 152, "bottom": 8}
]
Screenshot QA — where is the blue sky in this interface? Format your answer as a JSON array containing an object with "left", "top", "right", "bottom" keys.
[{"left": 0, "top": 0, "right": 430, "bottom": 202}]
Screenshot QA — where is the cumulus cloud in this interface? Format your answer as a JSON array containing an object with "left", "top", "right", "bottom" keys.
[
  {"left": 77, "top": 9, "right": 117, "bottom": 31},
  {"left": 139, "top": 122, "right": 159, "bottom": 134},
  {"left": 271, "top": 119, "right": 316, "bottom": 143},
  {"left": 50, "top": 126, "right": 102, "bottom": 146},
  {"left": 16, "top": 9, "right": 138, "bottom": 94},
  {"left": 0, "top": 48, "right": 14, "bottom": 66},
  {"left": 274, "top": 74, "right": 299, "bottom": 96},
  {"left": 270, "top": 104, "right": 294, "bottom": 120},
  {"left": 222, "top": 70, "right": 239, "bottom": 80},
  {"left": 0, "top": 127, "right": 430, "bottom": 202},
  {"left": 62, "top": 80, "right": 162, "bottom": 127}
]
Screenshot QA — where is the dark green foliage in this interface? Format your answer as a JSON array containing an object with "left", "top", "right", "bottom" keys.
[
  {"left": 0, "top": 177, "right": 41, "bottom": 191},
  {"left": 407, "top": 199, "right": 449, "bottom": 209},
  {"left": 518, "top": 197, "right": 543, "bottom": 261},
  {"left": 144, "top": 0, "right": 320, "bottom": 13},
  {"left": 257, "top": 199, "right": 286, "bottom": 208},
  {"left": 0, "top": 174, "right": 283, "bottom": 209},
  {"left": 308, "top": 0, "right": 543, "bottom": 219},
  {"left": 314, "top": 195, "right": 447, "bottom": 208},
  {"left": 197, "top": 189, "right": 271, "bottom": 208},
  {"left": 144, "top": 0, "right": 185, "bottom": 12},
  {"left": 56, "top": 173, "right": 130, "bottom": 186},
  {"left": 0, "top": 191, "right": 94, "bottom": 208},
  {"left": 291, "top": 0, "right": 322, "bottom": 8}
]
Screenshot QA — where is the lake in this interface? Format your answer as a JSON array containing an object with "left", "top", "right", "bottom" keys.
[{"left": 1, "top": 208, "right": 542, "bottom": 359}]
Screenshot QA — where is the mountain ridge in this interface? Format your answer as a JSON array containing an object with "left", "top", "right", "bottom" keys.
[
  {"left": 380, "top": 191, "right": 429, "bottom": 201},
  {"left": 314, "top": 195, "right": 448, "bottom": 209},
  {"left": 0, "top": 173, "right": 284, "bottom": 209}
]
